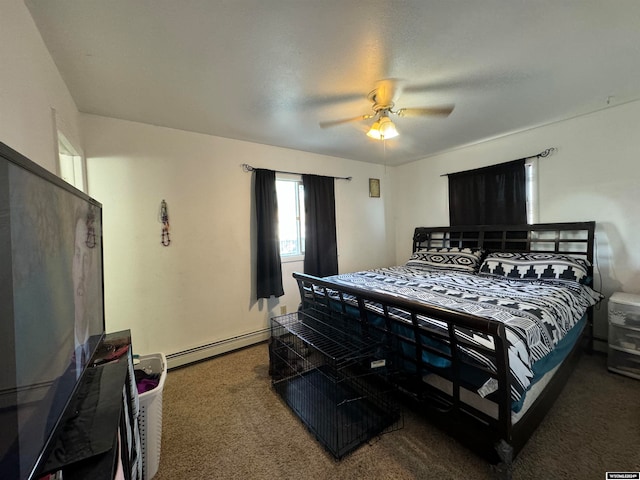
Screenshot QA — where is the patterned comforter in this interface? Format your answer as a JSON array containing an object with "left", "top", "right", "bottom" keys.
[{"left": 321, "top": 266, "right": 603, "bottom": 405}]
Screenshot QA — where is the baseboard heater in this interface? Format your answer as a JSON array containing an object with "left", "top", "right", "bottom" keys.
[{"left": 166, "top": 328, "right": 270, "bottom": 369}]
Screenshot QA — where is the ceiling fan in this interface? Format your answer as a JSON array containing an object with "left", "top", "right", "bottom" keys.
[{"left": 319, "top": 78, "right": 454, "bottom": 140}]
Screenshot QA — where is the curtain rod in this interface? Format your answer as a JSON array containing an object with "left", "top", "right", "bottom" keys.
[
  {"left": 439, "top": 147, "right": 556, "bottom": 177},
  {"left": 241, "top": 163, "right": 352, "bottom": 181}
]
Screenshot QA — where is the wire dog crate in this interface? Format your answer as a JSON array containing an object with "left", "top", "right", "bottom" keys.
[{"left": 269, "top": 311, "right": 402, "bottom": 459}]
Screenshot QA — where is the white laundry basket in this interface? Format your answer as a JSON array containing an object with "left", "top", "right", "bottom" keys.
[{"left": 136, "top": 353, "right": 167, "bottom": 480}]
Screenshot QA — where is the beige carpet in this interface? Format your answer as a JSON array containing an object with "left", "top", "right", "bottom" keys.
[{"left": 152, "top": 343, "right": 639, "bottom": 480}]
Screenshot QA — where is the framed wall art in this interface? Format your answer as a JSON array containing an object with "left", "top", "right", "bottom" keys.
[{"left": 369, "top": 178, "right": 380, "bottom": 198}]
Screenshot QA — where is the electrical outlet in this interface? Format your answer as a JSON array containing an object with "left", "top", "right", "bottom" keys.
[{"left": 280, "top": 306, "right": 287, "bottom": 315}]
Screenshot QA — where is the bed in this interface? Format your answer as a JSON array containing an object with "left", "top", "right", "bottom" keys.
[{"left": 291, "top": 222, "right": 602, "bottom": 477}]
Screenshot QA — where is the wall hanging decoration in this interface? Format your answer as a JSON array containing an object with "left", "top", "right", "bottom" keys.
[{"left": 159, "top": 199, "right": 170, "bottom": 246}]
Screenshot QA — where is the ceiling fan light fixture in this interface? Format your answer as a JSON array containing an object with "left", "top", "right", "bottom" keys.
[
  {"left": 378, "top": 116, "right": 399, "bottom": 139},
  {"left": 367, "top": 115, "right": 399, "bottom": 140},
  {"left": 366, "top": 120, "right": 382, "bottom": 139}
]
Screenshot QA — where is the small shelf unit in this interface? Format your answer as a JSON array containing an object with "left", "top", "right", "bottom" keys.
[
  {"left": 269, "top": 311, "right": 402, "bottom": 459},
  {"left": 608, "top": 292, "right": 640, "bottom": 380}
]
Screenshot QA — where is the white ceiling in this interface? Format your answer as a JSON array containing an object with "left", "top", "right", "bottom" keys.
[{"left": 25, "top": 0, "right": 640, "bottom": 166}]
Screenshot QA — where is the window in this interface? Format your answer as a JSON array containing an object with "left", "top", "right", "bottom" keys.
[
  {"left": 57, "top": 133, "right": 86, "bottom": 192},
  {"left": 525, "top": 158, "right": 539, "bottom": 224},
  {"left": 448, "top": 159, "right": 530, "bottom": 226},
  {"left": 276, "top": 176, "right": 305, "bottom": 258}
]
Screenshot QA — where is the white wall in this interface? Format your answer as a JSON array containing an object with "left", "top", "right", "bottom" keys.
[
  {"left": 394, "top": 100, "right": 640, "bottom": 342},
  {"left": 82, "top": 114, "right": 395, "bottom": 359},
  {"left": 0, "top": 0, "right": 82, "bottom": 171}
]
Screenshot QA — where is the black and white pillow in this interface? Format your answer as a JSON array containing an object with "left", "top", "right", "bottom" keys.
[
  {"left": 406, "top": 247, "right": 484, "bottom": 273},
  {"left": 479, "top": 252, "right": 590, "bottom": 283}
]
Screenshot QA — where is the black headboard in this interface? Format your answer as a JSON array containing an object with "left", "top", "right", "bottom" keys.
[{"left": 412, "top": 222, "right": 596, "bottom": 265}]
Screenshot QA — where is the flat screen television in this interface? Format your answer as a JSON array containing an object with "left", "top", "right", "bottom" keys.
[{"left": 0, "top": 142, "right": 105, "bottom": 480}]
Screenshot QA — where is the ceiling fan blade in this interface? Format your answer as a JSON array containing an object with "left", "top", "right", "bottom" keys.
[
  {"left": 369, "top": 78, "right": 403, "bottom": 106},
  {"left": 301, "top": 92, "right": 365, "bottom": 108},
  {"left": 395, "top": 105, "right": 455, "bottom": 117},
  {"left": 402, "top": 71, "right": 526, "bottom": 94},
  {"left": 319, "top": 114, "right": 373, "bottom": 129}
]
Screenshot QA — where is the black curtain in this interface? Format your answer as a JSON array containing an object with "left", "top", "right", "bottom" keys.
[
  {"left": 255, "top": 169, "right": 284, "bottom": 298},
  {"left": 303, "top": 174, "right": 338, "bottom": 277},
  {"left": 448, "top": 159, "right": 526, "bottom": 225}
]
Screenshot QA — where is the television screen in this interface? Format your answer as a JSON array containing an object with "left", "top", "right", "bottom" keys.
[{"left": 0, "top": 142, "right": 105, "bottom": 480}]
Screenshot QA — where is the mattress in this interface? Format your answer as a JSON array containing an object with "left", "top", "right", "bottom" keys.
[{"left": 423, "top": 316, "right": 585, "bottom": 421}]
